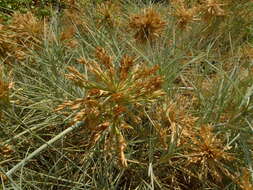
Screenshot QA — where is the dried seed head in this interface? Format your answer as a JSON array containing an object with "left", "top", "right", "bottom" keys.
[
  {"left": 171, "top": 2, "right": 199, "bottom": 30},
  {"left": 129, "top": 8, "right": 166, "bottom": 43},
  {"left": 11, "top": 12, "right": 45, "bottom": 38},
  {"left": 76, "top": 57, "right": 88, "bottom": 65},
  {"left": 145, "top": 76, "right": 164, "bottom": 91},
  {"left": 65, "top": 66, "right": 87, "bottom": 87},
  {"left": 201, "top": 0, "right": 226, "bottom": 20},
  {"left": 60, "top": 26, "right": 76, "bottom": 41},
  {"left": 134, "top": 64, "right": 160, "bottom": 80},
  {"left": 88, "top": 88, "right": 102, "bottom": 97},
  {"left": 95, "top": 47, "right": 115, "bottom": 77},
  {"left": 0, "top": 12, "right": 46, "bottom": 62},
  {"left": 56, "top": 48, "right": 165, "bottom": 168},
  {"left": 119, "top": 55, "right": 135, "bottom": 80},
  {"left": 113, "top": 105, "right": 126, "bottom": 117},
  {"left": 111, "top": 92, "right": 124, "bottom": 102},
  {"left": 95, "top": 47, "right": 113, "bottom": 69},
  {"left": 186, "top": 125, "right": 234, "bottom": 182},
  {"left": 117, "top": 133, "right": 127, "bottom": 167}
]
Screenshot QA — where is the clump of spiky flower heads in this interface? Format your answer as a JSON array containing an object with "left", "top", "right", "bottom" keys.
[
  {"left": 185, "top": 125, "right": 235, "bottom": 183},
  {"left": 0, "top": 12, "right": 46, "bottom": 63},
  {"left": 146, "top": 94, "right": 238, "bottom": 188},
  {"left": 56, "top": 47, "right": 165, "bottom": 167},
  {"left": 129, "top": 8, "right": 166, "bottom": 43}
]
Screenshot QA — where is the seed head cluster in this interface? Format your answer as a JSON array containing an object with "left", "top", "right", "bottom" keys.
[
  {"left": 129, "top": 8, "right": 166, "bottom": 43},
  {"left": 56, "top": 47, "right": 165, "bottom": 166}
]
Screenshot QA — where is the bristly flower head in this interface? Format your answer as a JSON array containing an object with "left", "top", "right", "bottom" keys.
[
  {"left": 171, "top": 0, "right": 200, "bottom": 30},
  {"left": 129, "top": 8, "right": 166, "bottom": 43},
  {"left": 200, "top": 0, "right": 226, "bottom": 21},
  {"left": 0, "top": 12, "right": 46, "bottom": 63},
  {"left": 56, "top": 47, "right": 165, "bottom": 167},
  {"left": 185, "top": 125, "right": 234, "bottom": 182}
]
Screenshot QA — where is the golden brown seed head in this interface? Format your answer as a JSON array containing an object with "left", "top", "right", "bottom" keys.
[{"left": 129, "top": 8, "right": 166, "bottom": 43}]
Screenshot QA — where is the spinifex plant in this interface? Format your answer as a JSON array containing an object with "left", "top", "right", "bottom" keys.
[{"left": 56, "top": 47, "right": 165, "bottom": 167}]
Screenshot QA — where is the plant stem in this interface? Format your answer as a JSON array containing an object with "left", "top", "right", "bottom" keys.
[{"left": 6, "top": 121, "right": 84, "bottom": 177}]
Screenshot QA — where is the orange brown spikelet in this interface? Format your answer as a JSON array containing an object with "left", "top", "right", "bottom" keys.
[
  {"left": 111, "top": 92, "right": 125, "bottom": 102},
  {"left": 146, "top": 76, "right": 164, "bottom": 91},
  {"left": 65, "top": 66, "right": 87, "bottom": 88},
  {"left": 56, "top": 97, "right": 101, "bottom": 125},
  {"left": 90, "top": 122, "right": 111, "bottom": 146},
  {"left": 66, "top": 66, "right": 85, "bottom": 79},
  {"left": 116, "top": 132, "right": 128, "bottom": 168},
  {"left": 134, "top": 64, "right": 160, "bottom": 80},
  {"left": 95, "top": 47, "right": 115, "bottom": 78},
  {"left": 135, "top": 76, "right": 164, "bottom": 96},
  {"left": 113, "top": 105, "right": 127, "bottom": 117},
  {"left": 76, "top": 57, "right": 87, "bottom": 65},
  {"left": 95, "top": 47, "right": 113, "bottom": 70},
  {"left": 60, "top": 26, "right": 79, "bottom": 48},
  {"left": 87, "top": 88, "right": 102, "bottom": 97},
  {"left": 119, "top": 55, "right": 135, "bottom": 81},
  {"left": 149, "top": 96, "right": 199, "bottom": 150},
  {"left": 66, "top": 39, "right": 79, "bottom": 49},
  {"left": 129, "top": 8, "right": 166, "bottom": 43}
]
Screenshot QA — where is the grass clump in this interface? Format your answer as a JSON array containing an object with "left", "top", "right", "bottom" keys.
[{"left": 0, "top": 0, "right": 253, "bottom": 189}]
